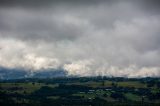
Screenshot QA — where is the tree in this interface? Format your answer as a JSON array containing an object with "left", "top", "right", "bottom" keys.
[
  {"left": 110, "top": 92, "right": 125, "bottom": 100},
  {"left": 156, "top": 82, "right": 160, "bottom": 88},
  {"left": 146, "top": 80, "right": 155, "bottom": 87},
  {"left": 111, "top": 82, "right": 117, "bottom": 88}
]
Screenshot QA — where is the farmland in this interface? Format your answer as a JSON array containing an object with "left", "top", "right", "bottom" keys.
[{"left": 0, "top": 77, "right": 160, "bottom": 106}]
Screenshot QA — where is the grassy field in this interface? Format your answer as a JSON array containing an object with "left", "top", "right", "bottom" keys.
[
  {"left": 0, "top": 82, "right": 58, "bottom": 94},
  {"left": 67, "top": 80, "right": 147, "bottom": 88}
]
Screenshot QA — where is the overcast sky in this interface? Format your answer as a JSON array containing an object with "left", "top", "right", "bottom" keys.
[{"left": 0, "top": 0, "right": 160, "bottom": 77}]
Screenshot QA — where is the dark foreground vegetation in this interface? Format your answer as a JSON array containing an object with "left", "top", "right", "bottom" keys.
[{"left": 0, "top": 77, "right": 160, "bottom": 106}]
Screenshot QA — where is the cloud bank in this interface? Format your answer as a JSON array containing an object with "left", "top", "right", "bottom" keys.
[{"left": 0, "top": 0, "right": 160, "bottom": 78}]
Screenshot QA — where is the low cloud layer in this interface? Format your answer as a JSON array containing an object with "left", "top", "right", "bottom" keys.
[{"left": 0, "top": 0, "right": 160, "bottom": 78}]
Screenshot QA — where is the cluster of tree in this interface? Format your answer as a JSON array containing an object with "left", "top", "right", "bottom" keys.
[
  {"left": 1, "top": 77, "right": 159, "bottom": 84},
  {"left": 32, "top": 84, "right": 92, "bottom": 97}
]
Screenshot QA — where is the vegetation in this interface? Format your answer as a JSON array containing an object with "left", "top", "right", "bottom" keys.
[{"left": 0, "top": 77, "right": 160, "bottom": 106}]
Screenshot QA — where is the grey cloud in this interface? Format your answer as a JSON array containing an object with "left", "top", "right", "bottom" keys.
[{"left": 0, "top": 0, "right": 160, "bottom": 78}]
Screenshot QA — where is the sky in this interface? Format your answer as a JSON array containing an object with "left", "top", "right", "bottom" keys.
[{"left": 0, "top": 0, "right": 160, "bottom": 78}]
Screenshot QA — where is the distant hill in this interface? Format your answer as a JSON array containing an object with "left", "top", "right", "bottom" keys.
[{"left": 0, "top": 67, "right": 67, "bottom": 79}]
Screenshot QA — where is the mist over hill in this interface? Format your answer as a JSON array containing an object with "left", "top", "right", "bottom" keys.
[{"left": 0, "top": 67, "right": 67, "bottom": 79}]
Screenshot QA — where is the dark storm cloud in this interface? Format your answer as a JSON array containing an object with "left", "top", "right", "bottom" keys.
[
  {"left": 0, "top": 0, "right": 109, "bottom": 8},
  {"left": 0, "top": 0, "right": 160, "bottom": 77},
  {"left": 140, "top": 0, "right": 160, "bottom": 10},
  {"left": 0, "top": 0, "right": 160, "bottom": 9}
]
